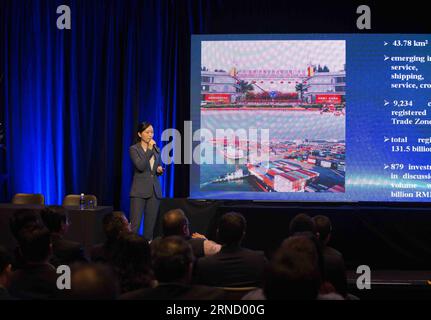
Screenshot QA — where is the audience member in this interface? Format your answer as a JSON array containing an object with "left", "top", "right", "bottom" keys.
[
  {"left": 313, "top": 215, "right": 350, "bottom": 298},
  {"left": 288, "top": 213, "right": 316, "bottom": 236},
  {"left": 91, "top": 211, "right": 130, "bottom": 263},
  {"left": 151, "top": 208, "right": 221, "bottom": 258},
  {"left": 264, "top": 237, "right": 321, "bottom": 299},
  {"left": 244, "top": 235, "right": 343, "bottom": 300},
  {"left": 9, "top": 226, "right": 58, "bottom": 299},
  {"left": 194, "top": 212, "right": 267, "bottom": 287},
  {"left": 120, "top": 236, "right": 224, "bottom": 300},
  {"left": 40, "top": 205, "right": 87, "bottom": 266},
  {"left": 66, "top": 263, "right": 119, "bottom": 300},
  {"left": 111, "top": 232, "right": 155, "bottom": 293}
]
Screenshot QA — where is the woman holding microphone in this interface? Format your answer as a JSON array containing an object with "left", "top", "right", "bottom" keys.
[{"left": 129, "top": 121, "right": 164, "bottom": 239}]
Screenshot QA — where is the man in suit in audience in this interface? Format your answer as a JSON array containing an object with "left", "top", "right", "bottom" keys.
[
  {"left": 9, "top": 226, "right": 58, "bottom": 299},
  {"left": 40, "top": 206, "right": 87, "bottom": 266},
  {"left": 151, "top": 208, "right": 221, "bottom": 258},
  {"left": 194, "top": 212, "right": 267, "bottom": 288},
  {"left": 120, "top": 236, "right": 225, "bottom": 300},
  {"left": 312, "top": 215, "right": 348, "bottom": 298},
  {"left": 91, "top": 211, "right": 131, "bottom": 263},
  {"left": 0, "top": 246, "right": 14, "bottom": 300}
]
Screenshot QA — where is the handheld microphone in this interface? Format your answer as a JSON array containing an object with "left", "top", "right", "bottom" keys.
[{"left": 153, "top": 143, "right": 160, "bottom": 153}]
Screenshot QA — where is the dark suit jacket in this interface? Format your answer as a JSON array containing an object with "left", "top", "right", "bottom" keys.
[
  {"left": 119, "top": 283, "right": 225, "bottom": 300},
  {"left": 194, "top": 244, "right": 267, "bottom": 287},
  {"left": 50, "top": 234, "right": 87, "bottom": 267},
  {"left": 9, "top": 263, "right": 58, "bottom": 300},
  {"left": 129, "top": 143, "right": 162, "bottom": 198}
]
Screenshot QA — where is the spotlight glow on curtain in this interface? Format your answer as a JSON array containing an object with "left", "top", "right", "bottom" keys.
[{"left": 0, "top": 0, "right": 193, "bottom": 213}]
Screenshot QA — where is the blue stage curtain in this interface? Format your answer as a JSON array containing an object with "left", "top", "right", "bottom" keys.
[{"left": 0, "top": 0, "right": 211, "bottom": 213}]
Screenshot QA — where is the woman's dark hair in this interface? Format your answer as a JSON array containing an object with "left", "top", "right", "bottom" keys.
[
  {"left": 264, "top": 245, "right": 321, "bottom": 300},
  {"left": 112, "top": 232, "right": 154, "bottom": 293},
  {"left": 152, "top": 236, "right": 194, "bottom": 283},
  {"left": 102, "top": 212, "right": 129, "bottom": 245},
  {"left": 264, "top": 235, "right": 321, "bottom": 300},
  {"left": 136, "top": 121, "right": 153, "bottom": 142}
]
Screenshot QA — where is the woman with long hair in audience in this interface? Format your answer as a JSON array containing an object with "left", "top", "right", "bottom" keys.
[{"left": 111, "top": 233, "right": 156, "bottom": 293}]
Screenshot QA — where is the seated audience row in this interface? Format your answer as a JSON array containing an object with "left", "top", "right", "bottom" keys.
[{"left": 0, "top": 206, "right": 351, "bottom": 300}]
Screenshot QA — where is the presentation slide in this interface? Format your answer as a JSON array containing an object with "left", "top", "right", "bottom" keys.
[{"left": 190, "top": 34, "right": 431, "bottom": 202}]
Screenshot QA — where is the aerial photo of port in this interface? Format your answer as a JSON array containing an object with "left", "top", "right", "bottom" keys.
[
  {"left": 200, "top": 138, "right": 345, "bottom": 193},
  {"left": 199, "top": 40, "right": 346, "bottom": 193}
]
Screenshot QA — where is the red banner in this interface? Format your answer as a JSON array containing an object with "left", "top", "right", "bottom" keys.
[
  {"left": 316, "top": 94, "right": 341, "bottom": 104},
  {"left": 204, "top": 94, "right": 231, "bottom": 103}
]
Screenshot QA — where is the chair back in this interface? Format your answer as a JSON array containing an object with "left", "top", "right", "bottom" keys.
[{"left": 12, "top": 193, "right": 45, "bottom": 205}]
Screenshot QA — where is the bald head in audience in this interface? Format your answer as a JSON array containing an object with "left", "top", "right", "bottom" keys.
[
  {"left": 162, "top": 209, "right": 189, "bottom": 237},
  {"left": 156, "top": 209, "right": 221, "bottom": 258}
]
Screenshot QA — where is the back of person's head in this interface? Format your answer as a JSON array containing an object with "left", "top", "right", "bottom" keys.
[
  {"left": 162, "top": 209, "right": 189, "bottom": 237},
  {"left": 103, "top": 211, "right": 129, "bottom": 243},
  {"left": 9, "top": 209, "right": 43, "bottom": 241},
  {"left": 312, "top": 215, "right": 332, "bottom": 244},
  {"left": 281, "top": 235, "right": 319, "bottom": 267},
  {"left": 40, "top": 205, "right": 69, "bottom": 233},
  {"left": 282, "top": 232, "right": 325, "bottom": 281},
  {"left": 289, "top": 213, "right": 316, "bottom": 236},
  {"left": 0, "top": 245, "right": 12, "bottom": 280},
  {"left": 217, "top": 212, "right": 246, "bottom": 245},
  {"left": 19, "top": 226, "right": 52, "bottom": 263},
  {"left": 112, "top": 233, "right": 153, "bottom": 292},
  {"left": 152, "top": 236, "right": 194, "bottom": 283},
  {"left": 113, "top": 232, "right": 151, "bottom": 269},
  {"left": 68, "top": 263, "right": 119, "bottom": 300},
  {"left": 264, "top": 249, "right": 320, "bottom": 300},
  {"left": 264, "top": 236, "right": 320, "bottom": 300}
]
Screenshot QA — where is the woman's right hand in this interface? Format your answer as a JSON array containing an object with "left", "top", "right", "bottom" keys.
[{"left": 148, "top": 139, "right": 156, "bottom": 150}]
